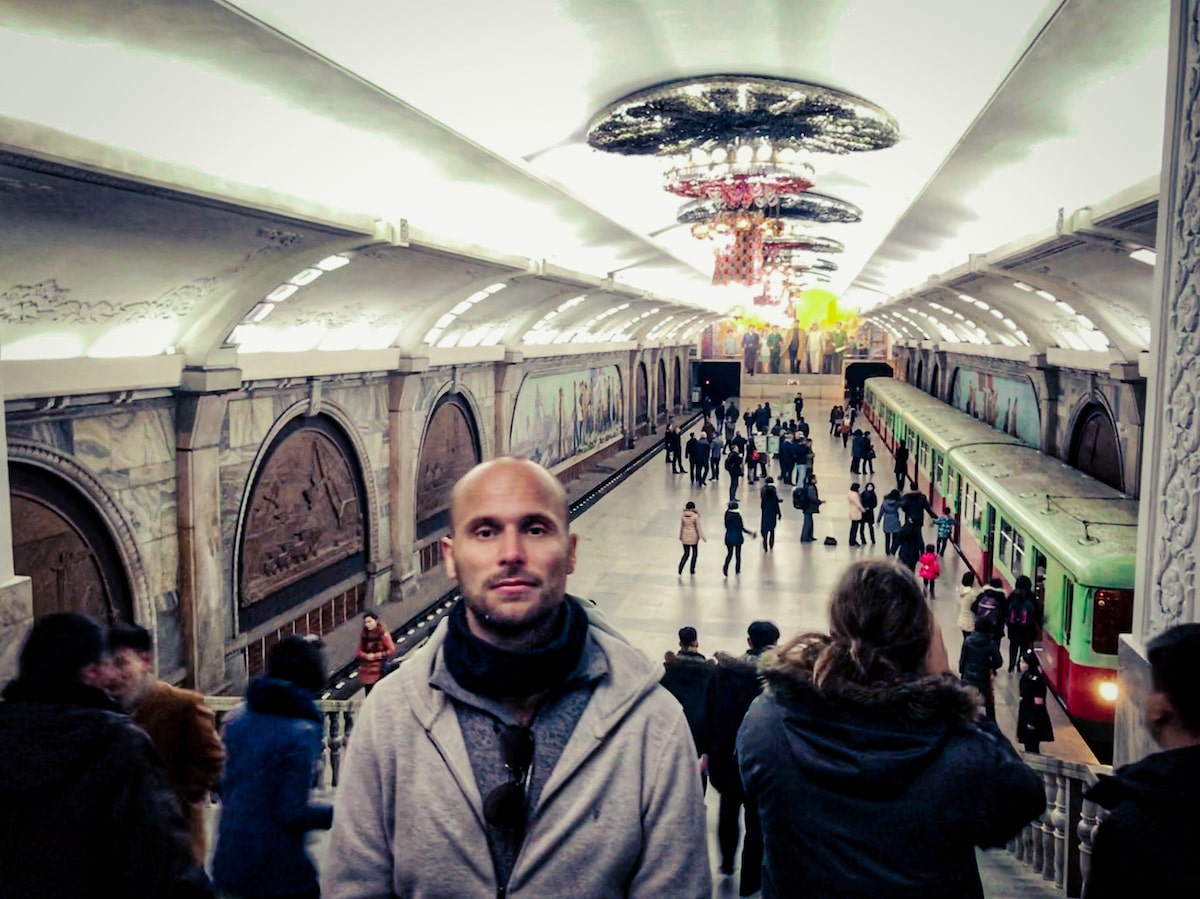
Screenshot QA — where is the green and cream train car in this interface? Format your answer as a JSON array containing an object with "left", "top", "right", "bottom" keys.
[{"left": 862, "top": 377, "right": 1136, "bottom": 751}]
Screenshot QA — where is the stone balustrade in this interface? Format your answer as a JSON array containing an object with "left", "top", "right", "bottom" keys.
[
  {"left": 1006, "top": 753, "right": 1111, "bottom": 897},
  {"left": 206, "top": 696, "right": 356, "bottom": 789}
]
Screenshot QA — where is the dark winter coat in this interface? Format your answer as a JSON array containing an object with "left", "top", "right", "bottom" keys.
[
  {"left": 760, "top": 484, "right": 783, "bottom": 532},
  {"left": 1006, "top": 587, "right": 1038, "bottom": 644},
  {"left": 724, "top": 509, "right": 752, "bottom": 545},
  {"left": 860, "top": 486, "right": 879, "bottom": 522},
  {"left": 1016, "top": 669, "right": 1054, "bottom": 746},
  {"left": 660, "top": 650, "right": 714, "bottom": 754},
  {"left": 901, "top": 491, "right": 936, "bottom": 527},
  {"left": 705, "top": 652, "right": 764, "bottom": 795},
  {"left": 0, "top": 680, "right": 212, "bottom": 899},
  {"left": 893, "top": 444, "right": 910, "bottom": 476},
  {"left": 737, "top": 654, "right": 1044, "bottom": 899},
  {"left": 212, "top": 677, "right": 334, "bottom": 898},
  {"left": 1084, "top": 745, "right": 1200, "bottom": 899},
  {"left": 959, "top": 631, "right": 1003, "bottom": 691}
]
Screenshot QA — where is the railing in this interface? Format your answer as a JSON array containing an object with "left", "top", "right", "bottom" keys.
[
  {"left": 206, "top": 696, "right": 356, "bottom": 789},
  {"left": 1006, "top": 753, "right": 1111, "bottom": 897}
]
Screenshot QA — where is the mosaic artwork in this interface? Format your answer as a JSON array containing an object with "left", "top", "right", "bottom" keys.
[
  {"left": 950, "top": 368, "right": 1040, "bottom": 448},
  {"left": 510, "top": 366, "right": 624, "bottom": 468}
]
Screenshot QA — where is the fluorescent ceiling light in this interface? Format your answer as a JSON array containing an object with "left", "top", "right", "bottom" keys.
[
  {"left": 315, "top": 254, "right": 351, "bottom": 271},
  {"left": 1129, "top": 248, "right": 1157, "bottom": 265},
  {"left": 1012, "top": 281, "right": 1034, "bottom": 292},
  {"left": 484, "top": 283, "right": 508, "bottom": 294},
  {"left": 288, "top": 268, "right": 323, "bottom": 286},
  {"left": 243, "top": 303, "right": 276, "bottom": 323},
  {"left": 957, "top": 294, "right": 977, "bottom": 303},
  {"left": 266, "top": 283, "right": 300, "bottom": 303},
  {"left": 1035, "top": 289, "right": 1056, "bottom": 302}
]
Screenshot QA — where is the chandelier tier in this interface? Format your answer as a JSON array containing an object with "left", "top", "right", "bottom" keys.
[
  {"left": 586, "top": 75, "right": 901, "bottom": 157},
  {"left": 677, "top": 191, "right": 862, "bottom": 226}
]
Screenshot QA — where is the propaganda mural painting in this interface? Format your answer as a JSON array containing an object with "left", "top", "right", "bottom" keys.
[
  {"left": 510, "top": 366, "right": 624, "bottom": 468},
  {"left": 950, "top": 368, "right": 1040, "bottom": 448}
]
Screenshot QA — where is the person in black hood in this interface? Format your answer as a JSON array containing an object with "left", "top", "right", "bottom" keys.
[
  {"left": 660, "top": 626, "right": 714, "bottom": 789},
  {"left": 706, "top": 620, "right": 779, "bottom": 896},
  {"left": 737, "top": 560, "right": 1044, "bottom": 899},
  {"left": 1084, "top": 623, "right": 1200, "bottom": 899},
  {"left": 0, "top": 613, "right": 212, "bottom": 899}
]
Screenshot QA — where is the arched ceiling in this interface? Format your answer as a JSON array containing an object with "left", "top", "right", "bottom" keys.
[{"left": 0, "top": 0, "right": 1172, "bottom": 396}]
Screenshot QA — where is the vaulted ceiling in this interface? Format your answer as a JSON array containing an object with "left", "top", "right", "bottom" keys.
[{"left": 0, "top": 0, "right": 1172, "bottom": 396}]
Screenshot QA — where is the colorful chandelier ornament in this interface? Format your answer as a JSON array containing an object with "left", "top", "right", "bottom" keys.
[
  {"left": 677, "top": 191, "right": 863, "bottom": 227},
  {"left": 586, "top": 74, "right": 897, "bottom": 291},
  {"left": 586, "top": 75, "right": 901, "bottom": 157}
]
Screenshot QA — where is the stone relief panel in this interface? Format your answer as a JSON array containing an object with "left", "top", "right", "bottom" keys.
[
  {"left": 9, "top": 466, "right": 134, "bottom": 625},
  {"left": 239, "top": 421, "right": 365, "bottom": 608},
  {"left": 415, "top": 396, "right": 481, "bottom": 525},
  {"left": 1149, "top": 1, "right": 1200, "bottom": 634}
]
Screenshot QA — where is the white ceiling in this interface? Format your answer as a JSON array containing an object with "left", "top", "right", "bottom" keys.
[{"left": 0, "top": 0, "right": 1173, "bottom": 378}]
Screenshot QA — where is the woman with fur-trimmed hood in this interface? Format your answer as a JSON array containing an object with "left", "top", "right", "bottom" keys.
[{"left": 736, "top": 560, "right": 1044, "bottom": 899}]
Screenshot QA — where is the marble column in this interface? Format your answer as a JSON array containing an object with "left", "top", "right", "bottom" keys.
[
  {"left": 1119, "top": 0, "right": 1199, "bottom": 765},
  {"left": 0, "top": 365, "right": 34, "bottom": 685},
  {"left": 493, "top": 352, "right": 524, "bottom": 456},
  {"left": 177, "top": 370, "right": 238, "bottom": 692},
  {"left": 387, "top": 361, "right": 428, "bottom": 602}
]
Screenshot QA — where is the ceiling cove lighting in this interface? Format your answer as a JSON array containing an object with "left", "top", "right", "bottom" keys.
[
  {"left": 1129, "top": 248, "right": 1157, "bottom": 265},
  {"left": 423, "top": 281, "right": 510, "bottom": 345}
]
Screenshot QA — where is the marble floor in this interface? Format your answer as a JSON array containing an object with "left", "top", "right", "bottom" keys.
[
  {"left": 227, "top": 398, "right": 1086, "bottom": 897},
  {"left": 566, "top": 397, "right": 1092, "bottom": 896}
]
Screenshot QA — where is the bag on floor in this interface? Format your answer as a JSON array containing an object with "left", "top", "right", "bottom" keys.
[{"left": 823, "top": 536, "right": 838, "bottom": 546}]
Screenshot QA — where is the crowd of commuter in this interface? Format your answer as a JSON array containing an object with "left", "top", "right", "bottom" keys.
[{"left": 2, "top": 397, "right": 1196, "bottom": 898}]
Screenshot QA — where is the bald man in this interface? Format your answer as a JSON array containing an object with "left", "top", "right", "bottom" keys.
[{"left": 325, "top": 457, "right": 711, "bottom": 899}]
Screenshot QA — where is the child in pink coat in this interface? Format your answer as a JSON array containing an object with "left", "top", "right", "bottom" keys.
[{"left": 917, "top": 544, "right": 941, "bottom": 598}]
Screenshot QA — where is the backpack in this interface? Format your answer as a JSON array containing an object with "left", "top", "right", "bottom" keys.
[
  {"left": 792, "top": 486, "right": 808, "bottom": 510},
  {"left": 1009, "top": 595, "right": 1033, "bottom": 627},
  {"left": 974, "top": 590, "right": 1004, "bottom": 633}
]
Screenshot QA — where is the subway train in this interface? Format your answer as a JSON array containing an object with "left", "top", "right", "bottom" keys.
[{"left": 862, "top": 377, "right": 1137, "bottom": 757}]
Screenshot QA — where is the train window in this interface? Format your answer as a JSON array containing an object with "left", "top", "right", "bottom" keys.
[
  {"left": 997, "top": 518, "right": 1025, "bottom": 575},
  {"left": 918, "top": 442, "right": 929, "bottom": 474},
  {"left": 965, "top": 484, "right": 982, "bottom": 532},
  {"left": 1092, "top": 588, "right": 1134, "bottom": 655},
  {"left": 932, "top": 451, "right": 944, "bottom": 487}
]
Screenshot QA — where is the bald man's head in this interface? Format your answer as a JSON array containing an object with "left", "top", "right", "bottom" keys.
[
  {"left": 442, "top": 457, "right": 576, "bottom": 649},
  {"left": 448, "top": 457, "right": 569, "bottom": 535}
]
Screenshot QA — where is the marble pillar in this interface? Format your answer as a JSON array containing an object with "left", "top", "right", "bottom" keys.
[
  {"left": 388, "top": 371, "right": 419, "bottom": 601},
  {"left": 1120, "top": 0, "right": 1198, "bottom": 765},
  {"left": 177, "top": 381, "right": 235, "bottom": 692}
]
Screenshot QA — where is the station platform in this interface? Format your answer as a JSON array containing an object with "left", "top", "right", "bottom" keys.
[{"left": 208, "top": 397, "right": 1095, "bottom": 897}]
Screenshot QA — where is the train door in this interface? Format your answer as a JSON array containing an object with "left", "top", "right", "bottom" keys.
[
  {"left": 1030, "top": 547, "right": 1048, "bottom": 642},
  {"left": 980, "top": 502, "right": 997, "bottom": 582}
]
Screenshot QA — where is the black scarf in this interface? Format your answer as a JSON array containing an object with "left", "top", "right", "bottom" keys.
[{"left": 443, "top": 596, "right": 589, "bottom": 700}]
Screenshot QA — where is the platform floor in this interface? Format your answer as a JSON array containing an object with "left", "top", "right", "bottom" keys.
[
  {"left": 565, "top": 397, "right": 1091, "bottom": 896},
  {"left": 219, "top": 397, "right": 1089, "bottom": 896}
]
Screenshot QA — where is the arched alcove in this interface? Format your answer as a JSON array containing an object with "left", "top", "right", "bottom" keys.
[
  {"left": 1068, "top": 403, "right": 1123, "bottom": 491},
  {"left": 673, "top": 356, "right": 682, "bottom": 410},
  {"left": 415, "top": 392, "right": 483, "bottom": 540},
  {"left": 930, "top": 363, "right": 940, "bottom": 398},
  {"left": 236, "top": 414, "right": 368, "bottom": 656},
  {"left": 636, "top": 361, "right": 649, "bottom": 433},
  {"left": 656, "top": 358, "right": 668, "bottom": 421},
  {"left": 9, "top": 462, "right": 134, "bottom": 624},
  {"left": 916, "top": 359, "right": 925, "bottom": 390}
]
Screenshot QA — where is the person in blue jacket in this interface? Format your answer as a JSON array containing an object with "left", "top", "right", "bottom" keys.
[{"left": 212, "top": 635, "right": 334, "bottom": 899}]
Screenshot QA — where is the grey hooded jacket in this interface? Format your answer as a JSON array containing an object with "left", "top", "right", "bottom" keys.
[{"left": 322, "top": 599, "right": 711, "bottom": 899}]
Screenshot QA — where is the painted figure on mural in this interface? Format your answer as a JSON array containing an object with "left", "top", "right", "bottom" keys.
[
  {"left": 743, "top": 328, "right": 761, "bottom": 376},
  {"left": 767, "top": 329, "right": 784, "bottom": 374},
  {"left": 722, "top": 325, "right": 739, "bottom": 358},
  {"left": 787, "top": 323, "right": 801, "bottom": 374},
  {"left": 806, "top": 324, "right": 823, "bottom": 375}
]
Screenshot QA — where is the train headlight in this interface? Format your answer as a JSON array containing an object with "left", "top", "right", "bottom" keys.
[{"left": 1098, "top": 680, "right": 1119, "bottom": 703}]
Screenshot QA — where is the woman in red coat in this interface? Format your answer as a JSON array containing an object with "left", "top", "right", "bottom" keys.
[{"left": 356, "top": 610, "right": 395, "bottom": 696}]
